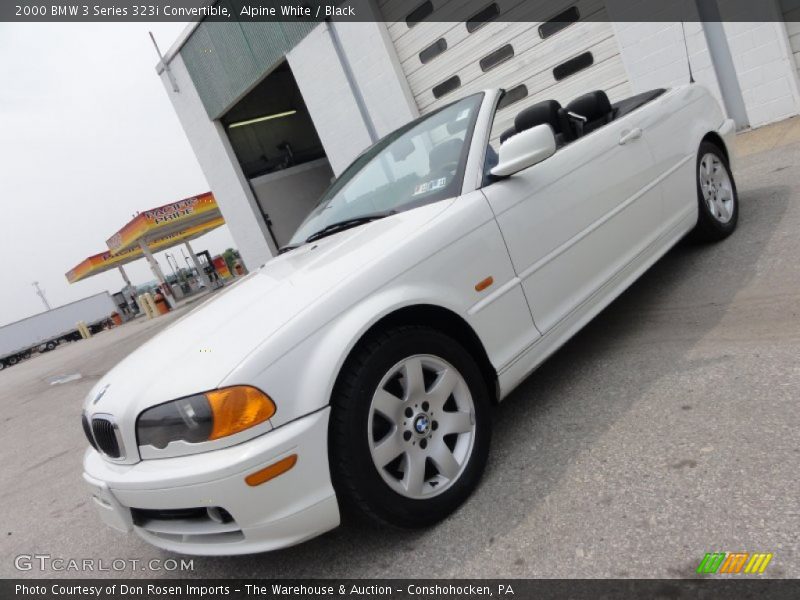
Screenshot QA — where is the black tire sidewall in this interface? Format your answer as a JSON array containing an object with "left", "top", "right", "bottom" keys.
[
  {"left": 330, "top": 327, "right": 491, "bottom": 528},
  {"left": 696, "top": 141, "right": 738, "bottom": 238}
]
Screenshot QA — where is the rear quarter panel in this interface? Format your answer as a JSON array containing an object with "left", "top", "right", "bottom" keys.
[{"left": 642, "top": 85, "right": 726, "bottom": 233}]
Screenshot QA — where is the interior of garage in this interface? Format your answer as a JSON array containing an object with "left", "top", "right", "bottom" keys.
[{"left": 221, "top": 61, "right": 334, "bottom": 247}]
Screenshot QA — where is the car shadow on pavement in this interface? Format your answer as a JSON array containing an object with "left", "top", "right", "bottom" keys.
[{"left": 175, "top": 185, "right": 790, "bottom": 578}]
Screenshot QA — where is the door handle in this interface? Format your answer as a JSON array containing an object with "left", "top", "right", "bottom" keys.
[{"left": 619, "top": 128, "right": 643, "bottom": 145}]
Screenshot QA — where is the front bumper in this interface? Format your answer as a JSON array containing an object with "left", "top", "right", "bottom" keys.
[{"left": 83, "top": 407, "right": 339, "bottom": 555}]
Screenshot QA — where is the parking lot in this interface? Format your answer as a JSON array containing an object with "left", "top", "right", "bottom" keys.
[{"left": 1, "top": 127, "right": 798, "bottom": 579}]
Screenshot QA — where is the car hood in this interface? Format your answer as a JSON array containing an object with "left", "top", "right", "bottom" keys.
[{"left": 83, "top": 201, "right": 451, "bottom": 420}]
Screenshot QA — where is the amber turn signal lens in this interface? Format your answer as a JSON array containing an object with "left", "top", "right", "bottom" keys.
[
  {"left": 245, "top": 454, "right": 297, "bottom": 487},
  {"left": 475, "top": 276, "right": 494, "bottom": 292},
  {"left": 205, "top": 386, "right": 276, "bottom": 440}
]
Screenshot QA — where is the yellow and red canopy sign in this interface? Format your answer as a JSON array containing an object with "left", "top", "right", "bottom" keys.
[
  {"left": 67, "top": 216, "right": 225, "bottom": 283},
  {"left": 106, "top": 192, "right": 220, "bottom": 255}
]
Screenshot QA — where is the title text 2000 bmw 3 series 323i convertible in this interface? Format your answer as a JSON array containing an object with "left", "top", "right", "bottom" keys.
[{"left": 82, "top": 85, "right": 738, "bottom": 555}]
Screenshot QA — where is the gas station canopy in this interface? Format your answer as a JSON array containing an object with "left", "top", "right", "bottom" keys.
[
  {"left": 65, "top": 190, "right": 228, "bottom": 312},
  {"left": 106, "top": 192, "right": 221, "bottom": 255},
  {"left": 66, "top": 216, "right": 225, "bottom": 283}
]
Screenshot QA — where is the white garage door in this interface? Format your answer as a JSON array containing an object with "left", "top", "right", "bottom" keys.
[
  {"left": 379, "top": 0, "right": 632, "bottom": 139},
  {"left": 781, "top": 0, "right": 800, "bottom": 82}
]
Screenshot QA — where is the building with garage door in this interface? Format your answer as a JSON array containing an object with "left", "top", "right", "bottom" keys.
[{"left": 155, "top": 0, "right": 800, "bottom": 270}]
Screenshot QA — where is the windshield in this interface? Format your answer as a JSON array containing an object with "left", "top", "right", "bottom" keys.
[{"left": 288, "top": 93, "right": 484, "bottom": 246}]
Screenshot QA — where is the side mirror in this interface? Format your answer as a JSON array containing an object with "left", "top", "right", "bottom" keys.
[{"left": 491, "top": 124, "right": 556, "bottom": 177}]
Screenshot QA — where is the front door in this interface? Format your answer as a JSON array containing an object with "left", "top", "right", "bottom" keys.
[{"left": 482, "top": 110, "right": 661, "bottom": 333}]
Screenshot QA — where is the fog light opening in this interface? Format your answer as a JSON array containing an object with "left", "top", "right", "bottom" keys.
[{"left": 206, "top": 506, "right": 234, "bottom": 524}]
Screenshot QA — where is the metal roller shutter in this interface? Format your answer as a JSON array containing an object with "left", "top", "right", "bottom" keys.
[{"left": 379, "top": 0, "right": 631, "bottom": 141}]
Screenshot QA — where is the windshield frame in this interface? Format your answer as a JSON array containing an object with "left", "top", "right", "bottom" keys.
[{"left": 286, "top": 92, "right": 485, "bottom": 248}]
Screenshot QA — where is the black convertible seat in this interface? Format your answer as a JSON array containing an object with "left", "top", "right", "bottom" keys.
[
  {"left": 429, "top": 138, "right": 463, "bottom": 172},
  {"left": 565, "top": 90, "right": 614, "bottom": 136},
  {"left": 498, "top": 87, "right": 667, "bottom": 147},
  {"left": 511, "top": 99, "right": 574, "bottom": 146},
  {"left": 499, "top": 126, "right": 517, "bottom": 144}
]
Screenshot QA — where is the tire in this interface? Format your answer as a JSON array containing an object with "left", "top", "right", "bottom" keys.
[
  {"left": 0, "top": 361, "right": 5, "bottom": 371},
  {"left": 7, "top": 355, "right": 18, "bottom": 366},
  {"left": 692, "top": 141, "right": 738, "bottom": 242},
  {"left": 45, "top": 342, "right": 56, "bottom": 351},
  {"left": 329, "top": 325, "right": 491, "bottom": 528}
]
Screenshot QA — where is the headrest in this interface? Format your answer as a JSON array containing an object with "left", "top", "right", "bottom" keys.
[
  {"left": 499, "top": 126, "right": 516, "bottom": 144},
  {"left": 515, "top": 100, "right": 563, "bottom": 134},
  {"left": 429, "top": 138, "right": 463, "bottom": 170},
  {"left": 566, "top": 90, "right": 612, "bottom": 121}
]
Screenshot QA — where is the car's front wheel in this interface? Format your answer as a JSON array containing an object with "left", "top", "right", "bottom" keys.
[
  {"left": 692, "top": 141, "right": 738, "bottom": 241},
  {"left": 330, "top": 325, "right": 491, "bottom": 528}
]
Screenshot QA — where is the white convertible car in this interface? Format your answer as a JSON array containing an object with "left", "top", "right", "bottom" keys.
[{"left": 82, "top": 85, "right": 738, "bottom": 555}]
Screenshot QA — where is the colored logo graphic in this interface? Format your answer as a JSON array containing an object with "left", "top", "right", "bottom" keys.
[{"left": 696, "top": 552, "right": 773, "bottom": 574}]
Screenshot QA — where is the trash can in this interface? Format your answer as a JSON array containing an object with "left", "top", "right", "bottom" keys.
[{"left": 153, "top": 292, "right": 171, "bottom": 315}]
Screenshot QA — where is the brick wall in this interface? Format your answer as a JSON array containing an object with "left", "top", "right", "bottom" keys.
[
  {"left": 610, "top": 0, "right": 800, "bottom": 129},
  {"left": 612, "top": 21, "right": 725, "bottom": 107},
  {"left": 721, "top": 16, "right": 800, "bottom": 126}
]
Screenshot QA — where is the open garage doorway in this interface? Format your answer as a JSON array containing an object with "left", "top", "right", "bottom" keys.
[{"left": 221, "top": 61, "right": 333, "bottom": 248}]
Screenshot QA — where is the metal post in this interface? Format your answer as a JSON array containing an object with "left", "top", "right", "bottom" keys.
[
  {"left": 326, "top": 19, "right": 378, "bottom": 144},
  {"left": 697, "top": 2, "right": 750, "bottom": 129},
  {"left": 138, "top": 239, "right": 176, "bottom": 308},
  {"left": 117, "top": 265, "right": 132, "bottom": 287},
  {"left": 185, "top": 241, "right": 212, "bottom": 290},
  {"left": 164, "top": 253, "right": 179, "bottom": 281}
]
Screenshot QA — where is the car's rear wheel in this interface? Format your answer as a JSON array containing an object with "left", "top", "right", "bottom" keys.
[
  {"left": 329, "top": 325, "right": 491, "bottom": 528},
  {"left": 692, "top": 141, "right": 738, "bottom": 241}
]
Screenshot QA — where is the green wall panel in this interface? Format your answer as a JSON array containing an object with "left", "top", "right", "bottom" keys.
[{"left": 180, "top": 10, "right": 318, "bottom": 119}]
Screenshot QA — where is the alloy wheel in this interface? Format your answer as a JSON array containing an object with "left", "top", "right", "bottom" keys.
[
  {"left": 367, "top": 354, "right": 476, "bottom": 499},
  {"left": 699, "top": 152, "right": 734, "bottom": 224}
]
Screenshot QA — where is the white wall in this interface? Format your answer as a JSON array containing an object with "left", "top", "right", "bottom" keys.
[
  {"left": 157, "top": 55, "right": 276, "bottom": 268},
  {"left": 335, "top": 17, "right": 419, "bottom": 137},
  {"left": 783, "top": 0, "right": 800, "bottom": 79},
  {"left": 251, "top": 159, "right": 334, "bottom": 247},
  {"left": 287, "top": 23, "right": 373, "bottom": 176},
  {"left": 719, "top": 0, "right": 800, "bottom": 126},
  {"left": 611, "top": 19, "right": 725, "bottom": 109},
  {"left": 722, "top": 21, "right": 800, "bottom": 126},
  {"left": 288, "top": 19, "right": 418, "bottom": 176},
  {"left": 611, "top": 0, "right": 800, "bottom": 129}
]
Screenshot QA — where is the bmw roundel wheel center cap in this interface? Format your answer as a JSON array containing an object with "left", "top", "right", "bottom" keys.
[{"left": 413, "top": 413, "right": 431, "bottom": 436}]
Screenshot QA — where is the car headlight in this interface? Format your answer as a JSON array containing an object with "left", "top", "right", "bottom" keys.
[{"left": 136, "top": 386, "right": 276, "bottom": 450}]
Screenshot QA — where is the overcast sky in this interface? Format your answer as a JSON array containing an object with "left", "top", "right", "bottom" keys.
[{"left": 0, "top": 23, "right": 236, "bottom": 327}]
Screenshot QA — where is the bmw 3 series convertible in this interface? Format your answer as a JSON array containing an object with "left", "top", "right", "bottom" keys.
[{"left": 82, "top": 84, "right": 738, "bottom": 555}]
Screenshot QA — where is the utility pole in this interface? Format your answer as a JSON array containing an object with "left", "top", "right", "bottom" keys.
[{"left": 32, "top": 281, "right": 52, "bottom": 311}]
